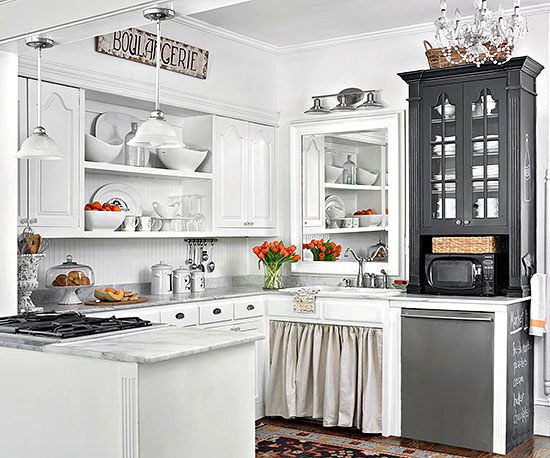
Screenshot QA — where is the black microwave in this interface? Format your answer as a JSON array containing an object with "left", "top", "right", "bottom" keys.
[{"left": 425, "top": 253, "right": 497, "bottom": 296}]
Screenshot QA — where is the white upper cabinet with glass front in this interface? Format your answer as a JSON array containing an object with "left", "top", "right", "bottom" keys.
[{"left": 291, "top": 113, "right": 405, "bottom": 278}]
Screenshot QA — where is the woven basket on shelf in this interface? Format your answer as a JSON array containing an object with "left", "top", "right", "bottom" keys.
[
  {"left": 432, "top": 236, "right": 498, "bottom": 254},
  {"left": 423, "top": 40, "right": 514, "bottom": 69}
]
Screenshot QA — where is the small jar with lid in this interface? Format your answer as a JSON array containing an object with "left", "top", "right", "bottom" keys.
[
  {"left": 173, "top": 266, "right": 191, "bottom": 294},
  {"left": 46, "top": 255, "right": 95, "bottom": 305}
]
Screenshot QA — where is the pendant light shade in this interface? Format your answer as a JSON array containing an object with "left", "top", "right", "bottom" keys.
[
  {"left": 130, "top": 7, "right": 184, "bottom": 149},
  {"left": 17, "top": 37, "right": 62, "bottom": 160},
  {"left": 18, "top": 126, "right": 62, "bottom": 160},
  {"left": 127, "top": 110, "right": 184, "bottom": 149}
]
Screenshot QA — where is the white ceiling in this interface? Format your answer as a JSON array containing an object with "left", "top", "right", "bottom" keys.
[{"left": 192, "top": 0, "right": 549, "bottom": 47}]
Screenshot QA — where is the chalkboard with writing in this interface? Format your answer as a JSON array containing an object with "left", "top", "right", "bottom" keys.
[{"left": 506, "top": 301, "right": 534, "bottom": 452}]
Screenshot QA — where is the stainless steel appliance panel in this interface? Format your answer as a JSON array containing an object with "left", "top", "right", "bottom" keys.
[{"left": 401, "top": 308, "right": 494, "bottom": 452}]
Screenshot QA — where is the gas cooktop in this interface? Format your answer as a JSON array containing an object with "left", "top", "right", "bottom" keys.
[{"left": 0, "top": 311, "right": 152, "bottom": 339}]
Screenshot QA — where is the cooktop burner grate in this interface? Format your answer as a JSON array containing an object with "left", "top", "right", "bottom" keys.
[{"left": 0, "top": 311, "right": 152, "bottom": 338}]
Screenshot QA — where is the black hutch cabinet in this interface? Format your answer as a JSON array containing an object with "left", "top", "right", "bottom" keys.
[{"left": 399, "top": 57, "right": 543, "bottom": 296}]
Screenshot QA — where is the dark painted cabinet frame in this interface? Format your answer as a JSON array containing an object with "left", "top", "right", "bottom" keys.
[{"left": 399, "top": 57, "right": 543, "bottom": 297}]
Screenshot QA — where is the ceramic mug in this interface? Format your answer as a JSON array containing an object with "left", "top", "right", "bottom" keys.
[
  {"left": 121, "top": 216, "right": 138, "bottom": 232},
  {"left": 137, "top": 216, "right": 161, "bottom": 232}
]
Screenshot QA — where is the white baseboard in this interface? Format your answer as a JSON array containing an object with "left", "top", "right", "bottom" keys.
[{"left": 534, "top": 404, "right": 550, "bottom": 436}]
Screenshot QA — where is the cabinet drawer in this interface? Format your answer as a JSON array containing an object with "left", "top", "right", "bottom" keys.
[
  {"left": 267, "top": 296, "right": 321, "bottom": 319},
  {"left": 322, "top": 299, "right": 384, "bottom": 325},
  {"left": 234, "top": 297, "right": 264, "bottom": 320},
  {"left": 199, "top": 301, "right": 233, "bottom": 324},
  {"left": 160, "top": 305, "right": 199, "bottom": 327}
]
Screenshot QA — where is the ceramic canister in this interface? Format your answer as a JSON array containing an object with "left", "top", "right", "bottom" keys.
[
  {"left": 191, "top": 271, "right": 206, "bottom": 292},
  {"left": 173, "top": 266, "right": 192, "bottom": 294},
  {"left": 151, "top": 260, "right": 173, "bottom": 295}
]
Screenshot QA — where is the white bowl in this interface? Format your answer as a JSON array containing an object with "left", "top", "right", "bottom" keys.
[
  {"left": 85, "top": 134, "right": 123, "bottom": 163},
  {"left": 157, "top": 147, "right": 208, "bottom": 172},
  {"left": 358, "top": 214, "right": 384, "bottom": 227},
  {"left": 325, "top": 165, "right": 342, "bottom": 183},
  {"left": 85, "top": 211, "right": 126, "bottom": 231},
  {"left": 357, "top": 168, "right": 379, "bottom": 186},
  {"left": 153, "top": 201, "right": 179, "bottom": 218}
]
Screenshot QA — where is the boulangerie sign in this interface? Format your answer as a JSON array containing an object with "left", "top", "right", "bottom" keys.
[{"left": 95, "top": 28, "right": 209, "bottom": 80}]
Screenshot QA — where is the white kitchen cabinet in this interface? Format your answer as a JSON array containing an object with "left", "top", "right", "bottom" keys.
[
  {"left": 205, "top": 318, "right": 266, "bottom": 419},
  {"left": 18, "top": 77, "right": 81, "bottom": 234},
  {"left": 213, "top": 116, "right": 276, "bottom": 230},
  {"left": 214, "top": 116, "right": 248, "bottom": 228},
  {"left": 301, "top": 134, "right": 325, "bottom": 229},
  {"left": 248, "top": 123, "right": 275, "bottom": 228}
]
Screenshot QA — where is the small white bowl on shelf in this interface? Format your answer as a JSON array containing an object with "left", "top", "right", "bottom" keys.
[
  {"left": 157, "top": 147, "right": 208, "bottom": 172},
  {"left": 358, "top": 214, "right": 384, "bottom": 227},
  {"left": 357, "top": 168, "right": 379, "bottom": 186},
  {"left": 325, "top": 164, "right": 342, "bottom": 183},
  {"left": 85, "top": 211, "right": 126, "bottom": 231},
  {"left": 85, "top": 134, "right": 123, "bottom": 163}
]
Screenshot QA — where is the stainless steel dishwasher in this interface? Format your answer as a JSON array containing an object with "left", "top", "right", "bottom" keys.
[{"left": 401, "top": 309, "right": 494, "bottom": 452}]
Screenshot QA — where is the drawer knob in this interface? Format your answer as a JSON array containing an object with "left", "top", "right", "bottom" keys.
[
  {"left": 231, "top": 326, "right": 241, "bottom": 332},
  {"left": 246, "top": 304, "right": 255, "bottom": 311},
  {"left": 213, "top": 308, "right": 222, "bottom": 315},
  {"left": 175, "top": 312, "right": 185, "bottom": 320}
]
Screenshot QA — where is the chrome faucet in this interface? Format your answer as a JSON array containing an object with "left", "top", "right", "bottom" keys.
[
  {"left": 344, "top": 248, "right": 367, "bottom": 287},
  {"left": 380, "top": 269, "right": 388, "bottom": 289}
]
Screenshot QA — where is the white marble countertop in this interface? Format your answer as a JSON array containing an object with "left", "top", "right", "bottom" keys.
[
  {"left": 0, "top": 326, "right": 264, "bottom": 364},
  {"left": 45, "top": 327, "right": 264, "bottom": 364}
]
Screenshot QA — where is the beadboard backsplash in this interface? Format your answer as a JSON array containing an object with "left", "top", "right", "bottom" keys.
[{"left": 38, "top": 238, "right": 251, "bottom": 286}]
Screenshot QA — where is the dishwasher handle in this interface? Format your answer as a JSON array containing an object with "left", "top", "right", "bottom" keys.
[
  {"left": 403, "top": 313, "right": 493, "bottom": 322},
  {"left": 402, "top": 309, "right": 494, "bottom": 322}
]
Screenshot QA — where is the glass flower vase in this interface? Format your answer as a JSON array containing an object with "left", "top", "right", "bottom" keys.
[{"left": 263, "top": 263, "right": 283, "bottom": 290}]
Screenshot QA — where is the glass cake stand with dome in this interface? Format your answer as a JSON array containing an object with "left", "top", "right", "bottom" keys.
[{"left": 46, "top": 255, "right": 95, "bottom": 305}]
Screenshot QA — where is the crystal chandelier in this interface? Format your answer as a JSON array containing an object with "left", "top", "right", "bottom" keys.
[{"left": 434, "top": 0, "right": 529, "bottom": 67}]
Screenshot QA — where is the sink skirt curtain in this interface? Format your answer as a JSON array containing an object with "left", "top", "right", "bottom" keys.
[{"left": 265, "top": 320, "right": 382, "bottom": 433}]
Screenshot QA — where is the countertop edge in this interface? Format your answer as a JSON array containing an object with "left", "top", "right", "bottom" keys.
[{"left": 44, "top": 331, "right": 264, "bottom": 364}]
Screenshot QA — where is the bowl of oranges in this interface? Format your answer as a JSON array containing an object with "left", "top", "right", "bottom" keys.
[
  {"left": 84, "top": 201, "right": 125, "bottom": 231},
  {"left": 354, "top": 209, "right": 384, "bottom": 227}
]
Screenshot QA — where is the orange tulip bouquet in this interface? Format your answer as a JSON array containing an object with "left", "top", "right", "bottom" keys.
[
  {"left": 303, "top": 239, "right": 342, "bottom": 261},
  {"left": 252, "top": 241, "right": 300, "bottom": 289}
]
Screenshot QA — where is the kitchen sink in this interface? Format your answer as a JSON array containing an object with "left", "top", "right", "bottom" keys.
[{"left": 281, "top": 286, "right": 403, "bottom": 297}]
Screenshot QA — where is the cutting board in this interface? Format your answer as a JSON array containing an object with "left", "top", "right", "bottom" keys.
[{"left": 84, "top": 297, "right": 149, "bottom": 306}]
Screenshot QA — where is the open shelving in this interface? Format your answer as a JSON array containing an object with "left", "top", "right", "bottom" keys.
[{"left": 84, "top": 161, "right": 213, "bottom": 181}]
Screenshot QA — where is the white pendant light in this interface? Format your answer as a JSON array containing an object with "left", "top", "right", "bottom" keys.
[
  {"left": 17, "top": 37, "right": 62, "bottom": 160},
  {"left": 128, "top": 8, "right": 185, "bottom": 149}
]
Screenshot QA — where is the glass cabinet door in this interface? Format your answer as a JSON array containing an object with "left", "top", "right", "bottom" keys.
[
  {"left": 422, "top": 85, "right": 464, "bottom": 229},
  {"left": 463, "top": 80, "right": 507, "bottom": 227}
]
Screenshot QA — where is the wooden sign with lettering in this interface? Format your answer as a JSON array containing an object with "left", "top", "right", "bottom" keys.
[{"left": 96, "top": 28, "right": 209, "bottom": 80}]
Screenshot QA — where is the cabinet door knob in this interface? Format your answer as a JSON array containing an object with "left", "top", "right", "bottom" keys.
[
  {"left": 464, "top": 219, "right": 471, "bottom": 225},
  {"left": 246, "top": 304, "right": 255, "bottom": 311},
  {"left": 455, "top": 219, "right": 462, "bottom": 226},
  {"left": 175, "top": 312, "right": 185, "bottom": 319},
  {"left": 213, "top": 308, "right": 222, "bottom": 315}
]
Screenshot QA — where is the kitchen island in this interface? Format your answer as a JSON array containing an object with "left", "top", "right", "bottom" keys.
[{"left": 0, "top": 324, "right": 262, "bottom": 458}]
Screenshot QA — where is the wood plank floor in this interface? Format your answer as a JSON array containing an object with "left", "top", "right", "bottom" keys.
[{"left": 258, "top": 417, "right": 550, "bottom": 457}]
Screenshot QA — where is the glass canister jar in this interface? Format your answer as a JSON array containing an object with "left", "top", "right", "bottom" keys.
[{"left": 46, "top": 255, "right": 95, "bottom": 305}]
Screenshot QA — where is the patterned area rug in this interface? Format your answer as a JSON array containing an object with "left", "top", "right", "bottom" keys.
[{"left": 256, "top": 424, "right": 463, "bottom": 458}]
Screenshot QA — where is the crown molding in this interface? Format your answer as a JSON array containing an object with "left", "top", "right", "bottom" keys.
[
  {"left": 173, "top": 16, "right": 279, "bottom": 54},
  {"left": 183, "top": 2, "right": 550, "bottom": 56},
  {"left": 18, "top": 56, "right": 280, "bottom": 126}
]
